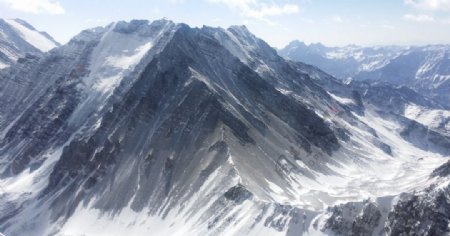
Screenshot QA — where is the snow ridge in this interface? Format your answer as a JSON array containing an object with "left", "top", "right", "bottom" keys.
[{"left": 5, "top": 19, "right": 58, "bottom": 52}]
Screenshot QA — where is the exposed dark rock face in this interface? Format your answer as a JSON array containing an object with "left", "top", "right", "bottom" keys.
[
  {"left": 0, "top": 36, "right": 98, "bottom": 176},
  {"left": 264, "top": 205, "right": 302, "bottom": 232},
  {"left": 321, "top": 201, "right": 381, "bottom": 236},
  {"left": 431, "top": 161, "right": 450, "bottom": 178},
  {"left": 386, "top": 185, "right": 450, "bottom": 236},
  {"left": 399, "top": 117, "right": 450, "bottom": 156},
  {"left": 2, "top": 77, "right": 81, "bottom": 175},
  {"left": 224, "top": 185, "right": 253, "bottom": 204},
  {"left": 372, "top": 139, "right": 393, "bottom": 156},
  {"left": 318, "top": 184, "right": 450, "bottom": 236}
]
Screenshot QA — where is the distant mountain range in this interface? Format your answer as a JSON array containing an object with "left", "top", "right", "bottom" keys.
[
  {"left": 0, "top": 19, "right": 449, "bottom": 236},
  {"left": 278, "top": 40, "right": 405, "bottom": 79},
  {"left": 279, "top": 41, "right": 450, "bottom": 107}
]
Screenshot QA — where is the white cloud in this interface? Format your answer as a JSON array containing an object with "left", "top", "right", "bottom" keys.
[
  {"left": 0, "top": 0, "right": 65, "bottom": 14},
  {"left": 207, "top": 0, "right": 299, "bottom": 19},
  {"left": 404, "top": 0, "right": 450, "bottom": 11},
  {"left": 403, "top": 13, "right": 435, "bottom": 22}
]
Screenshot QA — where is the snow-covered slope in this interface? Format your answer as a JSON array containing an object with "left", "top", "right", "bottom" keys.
[
  {"left": 0, "top": 20, "right": 449, "bottom": 236},
  {"left": 404, "top": 103, "right": 450, "bottom": 135},
  {"left": 0, "top": 18, "right": 59, "bottom": 69}
]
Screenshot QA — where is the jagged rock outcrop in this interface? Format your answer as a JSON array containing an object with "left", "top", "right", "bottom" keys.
[{"left": 386, "top": 184, "right": 450, "bottom": 236}]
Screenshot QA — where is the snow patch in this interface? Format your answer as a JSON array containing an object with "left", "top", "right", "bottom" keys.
[
  {"left": 276, "top": 87, "right": 292, "bottom": 95},
  {"left": 0, "top": 61, "right": 8, "bottom": 69},
  {"left": 0, "top": 148, "right": 62, "bottom": 197},
  {"left": 82, "top": 24, "right": 158, "bottom": 95},
  {"left": 93, "top": 75, "right": 122, "bottom": 94},
  {"left": 327, "top": 92, "right": 355, "bottom": 105},
  {"left": 105, "top": 42, "right": 153, "bottom": 70},
  {"left": 189, "top": 67, "right": 216, "bottom": 92}
]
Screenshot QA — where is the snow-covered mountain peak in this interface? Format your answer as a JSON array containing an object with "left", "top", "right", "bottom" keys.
[
  {"left": 0, "top": 18, "right": 59, "bottom": 69},
  {"left": 285, "top": 40, "right": 307, "bottom": 48},
  {"left": 4, "top": 19, "right": 58, "bottom": 52},
  {"left": 226, "top": 25, "right": 270, "bottom": 53}
]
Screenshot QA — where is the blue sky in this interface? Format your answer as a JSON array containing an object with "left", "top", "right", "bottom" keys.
[{"left": 1, "top": 0, "right": 450, "bottom": 48}]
